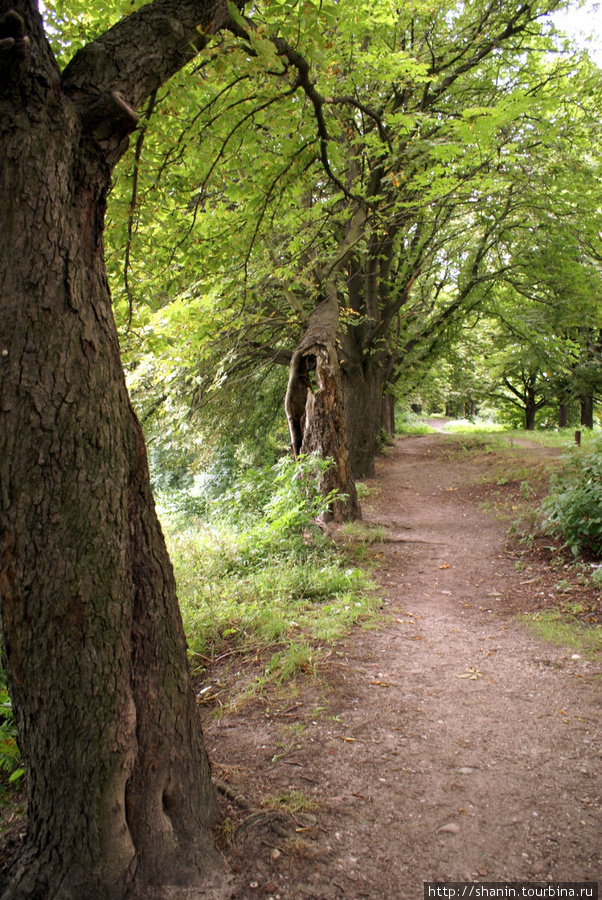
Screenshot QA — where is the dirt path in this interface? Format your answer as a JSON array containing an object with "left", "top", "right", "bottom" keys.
[{"left": 209, "top": 435, "right": 601, "bottom": 899}]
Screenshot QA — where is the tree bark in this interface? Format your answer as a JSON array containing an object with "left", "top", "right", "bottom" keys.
[
  {"left": 558, "top": 402, "right": 569, "bottom": 429},
  {"left": 580, "top": 394, "right": 594, "bottom": 429},
  {"left": 525, "top": 399, "right": 537, "bottom": 431},
  {"left": 525, "top": 389, "right": 540, "bottom": 431},
  {"left": 381, "top": 394, "right": 395, "bottom": 439},
  {"left": 0, "top": 2, "right": 232, "bottom": 897},
  {"left": 340, "top": 356, "right": 387, "bottom": 479}
]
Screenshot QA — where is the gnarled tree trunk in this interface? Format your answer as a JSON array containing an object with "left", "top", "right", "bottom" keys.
[
  {"left": 285, "top": 297, "right": 359, "bottom": 522},
  {"left": 0, "top": 2, "right": 232, "bottom": 897}
]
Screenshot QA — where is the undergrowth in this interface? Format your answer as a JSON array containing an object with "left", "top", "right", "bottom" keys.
[
  {"left": 540, "top": 437, "right": 602, "bottom": 558},
  {"left": 161, "top": 454, "right": 378, "bottom": 691}
]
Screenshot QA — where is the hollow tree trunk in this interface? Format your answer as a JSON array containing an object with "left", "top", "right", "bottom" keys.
[
  {"left": 285, "top": 298, "right": 359, "bottom": 522},
  {"left": 0, "top": 4, "right": 228, "bottom": 898}
]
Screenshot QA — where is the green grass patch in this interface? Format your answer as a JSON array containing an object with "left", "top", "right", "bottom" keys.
[
  {"left": 338, "top": 522, "right": 386, "bottom": 543},
  {"left": 522, "top": 608, "right": 602, "bottom": 659},
  {"left": 168, "top": 526, "right": 377, "bottom": 663},
  {"left": 396, "top": 421, "right": 435, "bottom": 435},
  {"left": 441, "top": 418, "right": 508, "bottom": 434},
  {"left": 440, "top": 432, "right": 510, "bottom": 456},
  {"left": 261, "top": 789, "right": 319, "bottom": 813},
  {"left": 395, "top": 410, "right": 436, "bottom": 435},
  {"left": 508, "top": 428, "right": 601, "bottom": 451}
]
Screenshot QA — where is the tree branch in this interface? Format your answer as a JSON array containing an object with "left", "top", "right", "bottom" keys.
[{"left": 62, "top": 0, "right": 239, "bottom": 128}]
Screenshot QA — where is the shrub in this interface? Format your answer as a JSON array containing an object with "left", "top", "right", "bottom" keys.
[{"left": 541, "top": 438, "right": 602, "bottom": 558}]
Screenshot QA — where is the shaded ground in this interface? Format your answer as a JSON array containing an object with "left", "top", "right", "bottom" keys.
[{"left": 207, "top": 434, "right": 601, "bottom": 899}]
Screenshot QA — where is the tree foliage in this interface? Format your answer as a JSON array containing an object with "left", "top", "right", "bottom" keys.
[{"left": 102, "top": 0, "right": 602, "bottom": 481}]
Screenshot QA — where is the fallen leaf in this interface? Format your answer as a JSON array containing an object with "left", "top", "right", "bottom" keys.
[
  {"left": 456, "top": 666, "right": 483, "bottom": 680},
  {"left": 439, "top": 564, "right": 450, "bottom": 569},
  {"left": 339, "top": 736, "right": 356, "bottom": 742},
  {"left": 411, "top": 635, "right": 422, "bottom": 641},
  {"left": 371, "top": 680, "right": 389, "bottom": 686}
]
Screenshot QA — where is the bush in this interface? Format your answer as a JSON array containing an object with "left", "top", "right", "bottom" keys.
[{"left": 541, "top": 438, "right": 602, "bottom": 558}]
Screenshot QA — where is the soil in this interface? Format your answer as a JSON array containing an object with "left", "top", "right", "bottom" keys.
[{"left": 206, "top": 434, "right": 602, "bottom": 899}]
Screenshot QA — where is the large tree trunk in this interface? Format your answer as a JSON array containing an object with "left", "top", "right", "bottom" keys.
[
  {"left": 0, "top": 3, "right": 228, "bottom": 897},
  {"left": 285, "top": 298, "right": 360, "bottom": 522},
  {"left": 341, "top": 356, "right": 387, "bottom": 479}
]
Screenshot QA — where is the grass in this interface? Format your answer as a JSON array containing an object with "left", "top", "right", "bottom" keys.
[
  {"left": 261, "top": 789, "right": 319, "bottom": 814},
  {"left": 395, "top": 411, "right": 436, "bottom": 435},
  {"left": 164, "top": 513, "right": 380, "bottom": 702},
  {"left": 441, "top": 418, "right": 508, "bottom": 434},
  {"left": 523, "top": 608, "right": 602, "bottom": 660},
  {"left": 338, "top": 521, "right": 386, "bottom": 543},
  {"left": 508, "top": 427, "right": 601, "bottom": 450},
  {"left": 396, "top": 421, "right": 435, "bottom": 435}
]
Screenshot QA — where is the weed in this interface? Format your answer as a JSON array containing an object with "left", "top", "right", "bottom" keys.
[
  {"left": 266, "top": 643, "right": 316, "bottom": 682},
  {"left": 519, "top": 481, "right": 536, "bottom": 501},
  {"left": 262, "top": 790, "right": 319, "bottom": 814},
  {"left": 218, "top": 817, "right": 236, "bottom": 846},
  {"left": 163, "top": 456, "right": 379, "bottom": 703},
  {"left": 356, "top": 481, "right": 381, "bottom": 501}
]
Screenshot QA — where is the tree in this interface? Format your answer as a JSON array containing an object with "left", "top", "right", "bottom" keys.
[{"left": 0, "top": 2, "right": 241, "bottom": 897}]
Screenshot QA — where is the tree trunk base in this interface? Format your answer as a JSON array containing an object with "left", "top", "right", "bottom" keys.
[{"left": 128, "top": 872, "right": 236, "bottom": 900}]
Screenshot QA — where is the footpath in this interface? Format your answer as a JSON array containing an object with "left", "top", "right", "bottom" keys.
[{"left": 208, "top": 435, "right": 601, "bottom": 900}]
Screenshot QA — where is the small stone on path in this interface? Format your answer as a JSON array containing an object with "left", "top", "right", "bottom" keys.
[{"left": 437, "top": 823, "right": 460, "bottom": 834}]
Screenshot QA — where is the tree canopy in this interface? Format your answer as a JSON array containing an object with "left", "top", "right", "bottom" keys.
[{"left": 99, "top": 0, "right": 602, "bottom": 483}]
